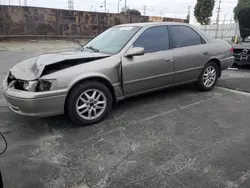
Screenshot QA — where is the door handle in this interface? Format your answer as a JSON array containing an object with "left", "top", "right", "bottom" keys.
[
  {"left": 164, "top": 58, "right": 173, "bottom": 62},
  {"left": 203, "top": 52, "right": 208, "bottom": 55}
]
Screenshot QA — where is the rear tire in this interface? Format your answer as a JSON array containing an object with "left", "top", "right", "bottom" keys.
[
  {"left": 67, "top": 81, "right": 113, "bottom": 126},
  {"left": 196, "top": 62, "right": 219, "bottom": 91}
]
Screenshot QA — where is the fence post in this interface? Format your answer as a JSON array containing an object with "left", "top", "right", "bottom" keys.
[
  {"left": 31, "top": 7, "right": 35, "bottom": 36},
  {"left": 56, "top": 9, "right": 60, "bottom": 38},
  {"left": 2, "top": 7, "right": 7, "bottom": 38},
  {"left": 79, "top": 12, "right": 82, "bottom": 38}
]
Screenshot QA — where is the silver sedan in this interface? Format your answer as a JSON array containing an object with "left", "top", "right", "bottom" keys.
[{"left": 3, "top": 22, "right": 234, "bottom": 125}]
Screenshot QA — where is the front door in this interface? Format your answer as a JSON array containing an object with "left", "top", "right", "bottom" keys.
[{"left": 122, "top": 26, "right": 174, "bottom": 96}]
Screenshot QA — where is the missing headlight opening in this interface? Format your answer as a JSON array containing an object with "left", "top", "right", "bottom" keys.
[
  {"left": 36, "top": 80, "right": 52, "bottom": 92},
  {"left": 7, "top": 73, "right": 52, "bottom": 92},
  {"left": 12, "top": 80, "right": 52, "bottom": 92}
]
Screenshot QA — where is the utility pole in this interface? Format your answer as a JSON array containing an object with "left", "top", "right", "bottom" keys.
[
  {"left": 118, "top": 0, "right": 122, "bottom": 13},
  {"left": 187, "top": 5, "right": 191, "bottom": 23},
  {"left": 104, "top": 0, "right": 107, "bottom": 12},
  {"left": 68, "top": 0, "right": 74, "bottom": 10},
  {"left": 9, "top": 0, "right": 11, "bottom": 5},
  {"left": 143, "top": 5, "right": 146, "bottom": 16},
  {"left": 90, "top": 5, "right": 93, "bottom": 11},
  {"left": 24, "top": 0, "right": 27, "bottom": 6},
  {"left": 215, "top": 0, "right": 222, "bottom": 38},
  {"left": 187, "top": 5, "right": 191, "bottom": 15},
  {"left": 125, "top": 0, "right": 127, "bottom": 11}
]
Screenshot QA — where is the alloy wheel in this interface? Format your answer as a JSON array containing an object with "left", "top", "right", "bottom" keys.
[
  {"left": 76, "top": 89, "right": 107, "bottom": 120},
  {"left": 203, "top": 66, "right": 216, "bottom": 88}
]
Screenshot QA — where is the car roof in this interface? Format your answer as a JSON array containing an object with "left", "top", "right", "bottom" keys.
[
  {"left": 114, "top": 22, "right": 214, "bottom": 42},
  {"left": 115, "top": 22, "right": 190, "bottom": 28}
]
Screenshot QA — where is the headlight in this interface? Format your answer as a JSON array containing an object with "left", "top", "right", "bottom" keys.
[
  {"left": 36, "top": 80, "right": 55, "bottom": 92},
  {"left": 22, "top": 79, "right": 55, "bottom": 92},
  {"left": 23, "top": 81, "right": 38, "bottom": 91}
]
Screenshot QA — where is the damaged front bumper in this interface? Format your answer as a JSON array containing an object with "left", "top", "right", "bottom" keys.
[{"left": 3, "top": 75, "right": 67, "bottom": 117}]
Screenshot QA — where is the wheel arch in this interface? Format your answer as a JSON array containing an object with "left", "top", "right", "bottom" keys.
[
  {"left": 64, "top": 75, "right": 117, "bottom": 113},
  {"left": 206, "top": 58, "right": 222, "bottom": 77}
]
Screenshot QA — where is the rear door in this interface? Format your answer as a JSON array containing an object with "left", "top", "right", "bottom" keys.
[
  {"left": 169, "top": 25, "right": 210, "bottom": 84},
  {"left": 122, "top": 26, "right": 174, "bottom": 96}
]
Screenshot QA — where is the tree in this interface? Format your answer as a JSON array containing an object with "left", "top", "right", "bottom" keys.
[
  {"left": 194, "top": 0, "right": 215, "bottom": 25},
  {"left": 121, "top": 9, "right": 141, "bottom": 16},
  {"left": 234, "top": 0, "right": 250, "bottom": 20}
]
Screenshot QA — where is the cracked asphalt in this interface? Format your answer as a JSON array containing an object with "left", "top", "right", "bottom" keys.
[{"left": 1, "top": 50, "right": 250, "bottom": 188}]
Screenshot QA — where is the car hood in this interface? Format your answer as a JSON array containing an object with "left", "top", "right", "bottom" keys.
[
  {"left": 237, "top": 8, "right": 250, "bottom": 39},
  {"left": 10, "top": 51, "right": 110, "bottom": 80},
  {"left": 233, "top": 43, "right": 250, "bottom": 49}
]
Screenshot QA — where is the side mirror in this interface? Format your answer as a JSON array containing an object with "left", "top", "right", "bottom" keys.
[{"left": 125, "top": 47, "right": 145, "bottom": 57}]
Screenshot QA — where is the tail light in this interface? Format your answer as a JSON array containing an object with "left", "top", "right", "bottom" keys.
[{"left": 230, "top": 47, "right": 234, "bottom": 53}]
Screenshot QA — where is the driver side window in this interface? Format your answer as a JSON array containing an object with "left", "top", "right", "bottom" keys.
[{"left": 133, "top": 26, "right": 170, "bottom": 53}]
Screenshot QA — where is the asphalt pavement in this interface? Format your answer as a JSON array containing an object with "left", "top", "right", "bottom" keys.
[{"left": 1, "top": 50, "right": 250, "bottom": 188}]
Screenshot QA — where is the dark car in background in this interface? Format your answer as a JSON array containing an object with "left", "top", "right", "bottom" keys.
[{"left": 233, "top": 8, "right": 250, "bottom": 66}]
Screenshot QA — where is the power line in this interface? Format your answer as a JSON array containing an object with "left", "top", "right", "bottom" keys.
[{"left": 63, "top": 0, "right": 188, "bottom": 14}]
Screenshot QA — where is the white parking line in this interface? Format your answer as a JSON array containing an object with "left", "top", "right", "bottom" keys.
[
  {"left": 228, "top": 68, "right": 238, "bottom": 70},
  {"left": 216, "top": 86, "right": 250, "bottom": 96}
]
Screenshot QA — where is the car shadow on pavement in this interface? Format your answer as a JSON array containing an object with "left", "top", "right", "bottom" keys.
[
  {"left": 232, "top": 64, "right": 250, "bottom": 70},
  {"left": 40, "top": 83, "right": 197, "bottom": 130},
  {"left": 117, "top": 83, "right": 196, "bottom": 109}
]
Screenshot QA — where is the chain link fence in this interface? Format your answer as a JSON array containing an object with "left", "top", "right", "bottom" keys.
[{"left": 197, "top": 23, "right": 240, "bottom": 42}]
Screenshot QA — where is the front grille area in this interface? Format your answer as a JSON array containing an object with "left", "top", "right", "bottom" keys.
[
  {"left": 233, "top": 48, "right": 250, "bottom": 55},
  {"left": 233, "top": 48, "right": 250, "bottom": 63}
]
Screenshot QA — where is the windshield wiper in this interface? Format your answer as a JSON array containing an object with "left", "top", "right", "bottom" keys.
[{"left": 85, "top": 46, "right": 99, "bottom": 53}]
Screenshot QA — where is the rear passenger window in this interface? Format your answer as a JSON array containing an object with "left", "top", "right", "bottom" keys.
[
  {"left": 133, "top": 26, "right": 169, "bottom": 53},
  {"left": 170, "top": 25, "right": 205, "bottom": 48}
]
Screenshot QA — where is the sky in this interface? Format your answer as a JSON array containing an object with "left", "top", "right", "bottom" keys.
[{"left": 0, "top": 0, "right": 238, "bottom": 25}]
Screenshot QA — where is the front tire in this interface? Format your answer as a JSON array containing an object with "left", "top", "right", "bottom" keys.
[
  {"left": 67, "top": 81, "right": 113, "bottom": 126},
  {"left": 196, "top": 62, "right": 219, "bottom": 91}
]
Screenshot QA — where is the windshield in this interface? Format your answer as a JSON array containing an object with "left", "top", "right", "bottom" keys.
[{"left": 84, "top": 26, "right": 141, "bottom": 54}]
